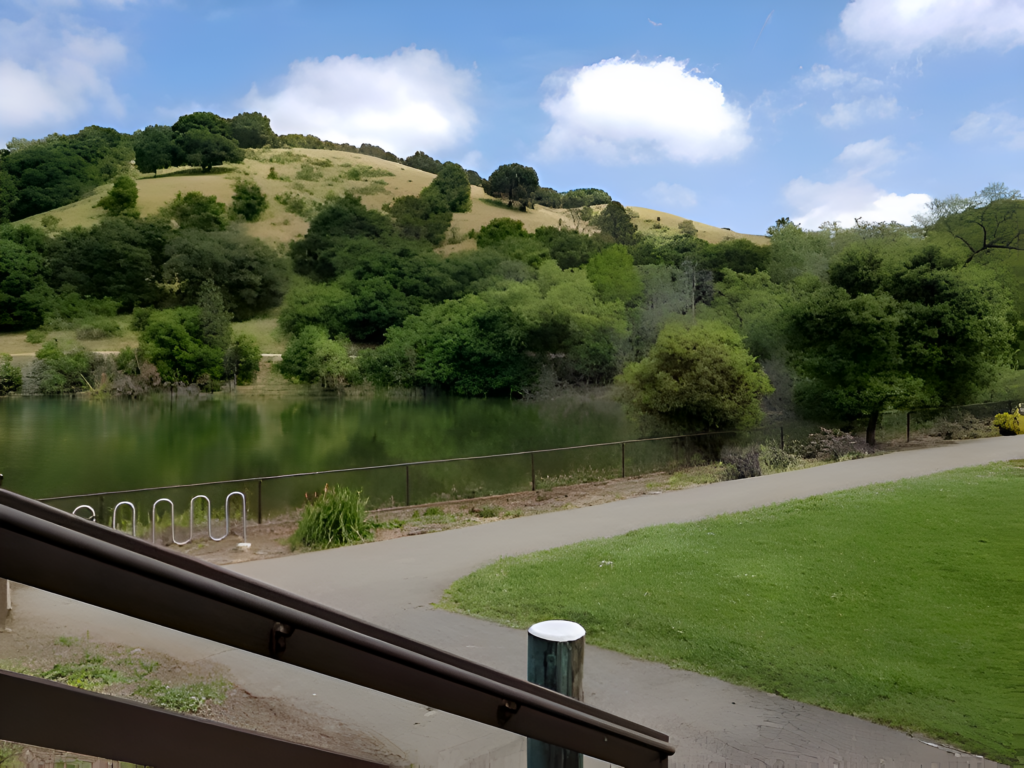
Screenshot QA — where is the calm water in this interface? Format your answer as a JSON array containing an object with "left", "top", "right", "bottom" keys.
[{"left": 0, "top": 393, "right": 640, "bottom": 505}]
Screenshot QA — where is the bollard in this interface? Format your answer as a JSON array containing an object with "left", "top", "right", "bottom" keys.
[
  {"left": 1, "top": 578, "right": 10, "bottom": 631},
  {"left": 527, "top": 620, "right": 585, "bottom": 768}
]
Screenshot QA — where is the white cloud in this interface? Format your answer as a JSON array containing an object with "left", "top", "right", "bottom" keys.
[
  {"left": 244, "top": 47, "right": 477, "bottom": 158},
  {"left": 820, "top": 95, "right": 898, "bottom": 128},
  {"left": 952, "top": 111, "right": 1024, "bottom": 149},
  {"left": 785, "top": 139, "right": 929, "bottom": 228},
  {"left": 840, "top": 0, "right": 1024, "bottom": 55},
  {"left": 649, "top": 182, "right": 698, "bottom": 210},
  {"left": 799, "top": 64, "right": 884, "bottom": 91},
  {"left": 538, "top": 57, "right": 752, "bottom": 164},
  {"left": 836, "top": 137, "right": 902, "bottom": 173},
  {"left": 0, "top": 15, "right": 126, "bottom": 140}
]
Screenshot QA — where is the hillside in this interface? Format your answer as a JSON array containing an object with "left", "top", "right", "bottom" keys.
[{"left": 15, "top": 147, "right": 768, "bottom": 248}]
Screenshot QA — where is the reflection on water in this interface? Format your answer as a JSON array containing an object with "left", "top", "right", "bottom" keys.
[{"left": 0, "top": 393, "right": 638, "bottom": 500}]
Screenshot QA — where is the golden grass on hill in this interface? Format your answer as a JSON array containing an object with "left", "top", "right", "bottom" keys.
[{"left": 16, "top": 146, "right": 766, "bottom": 248}]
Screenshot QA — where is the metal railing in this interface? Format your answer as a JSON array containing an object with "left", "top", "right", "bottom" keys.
[
  {"left": 26, "top": 396, "right": 1021, "bottom": 545},
  {"left": 0, "top": 488, "right": 674, "bottom": 768}
]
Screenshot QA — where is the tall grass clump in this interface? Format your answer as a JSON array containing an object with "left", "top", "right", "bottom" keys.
[{"left": 291, "top": 485, "right": 372, "bottom": 550}]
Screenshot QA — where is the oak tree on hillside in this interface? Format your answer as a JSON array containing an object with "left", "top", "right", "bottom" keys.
[
  {"left": 133, "top": 125, "right": 179, "bottom": 176},
  {"left": 487, "top": 163, "right": 539, "bottom": 209}
]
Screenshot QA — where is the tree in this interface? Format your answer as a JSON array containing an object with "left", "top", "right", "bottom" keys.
[
  {"left": 404, "top": 151, "right": 443, "bottom": 174},
  {"left": 586, "top": 245, "right": 643, "bottom": 305},
  {"left": 4, "top": 144, "right": 100, "bottom": 219},
  {"left": 429, "top": 162, "right": 472, "bottom": 212},
  {"left": 290, "top": 193, "right": 393, "bottom": 280},
  {"left": 787, "top": 242, "right": 1017, "bottom": 444},
  {"left": 174, "top": 128, "right": 244, "bottom": 172},
  {"left": 229, "top": 112, "right": 274, "bottom": 149},
  {"left": 139, "top": 307, "right": 224, "bottom": 384},
  {"left": 29, "top": 339, "right": 98, "bottom": 394},
  {"left": 616, "top": 322, "right": 773, "bottom": 432},
  {"left": 487, "top": 163, "right": 540, "bottom": 209},
  {"left": 95, "top": 175, "right": 139, "bottom": 217},
  {"left": 48, "top": 217, "right": 171, "bottom": 310},
  {"left": 196, "top": 279, "right": 232, "bottom": 352},
  {"left": 278, "top": 282, "right": 356, "bottom": 339},
  {"left": 384, "top": 187, "right": 452, "bottom": 245},
  {"left": 161, "top": 230, "right": 288, "bottom": 320},
  {"left": 0, "top": 167, "right": 18, "bottom": 223},
  {"left": 160, "top": 191, "right": 227, "bottom": 230},
  {"left": 915, "top": 184, "right": 1022, "bottom": 265},
  {"left": 698, "top": 238, "right": 771, "bottom": 280},
  {"left": 133, "top": 125, "right": 178, "bottom": 175},
  {"left": 279, "top": 325, "right": 356, "bottom": 388},
  {"left": 0, "top": 352, "right": 22, "bottom": 394},
  {"left": 0, "top": 238, "right": 54, "bottom": 329},
  {"left": 172, "top": 112, "right": 232, "bottom": 138},
  {"left": 477, "top": 217, "right": 528, "bottom": 247},
  {"left": 593, "top": 201, "right": 637, "bottom": 244},
  {"left": 231, "top": 179, "right": 268, "bottom": 221},
  {"left": 224, "top": 333, "right": 262, "bottom": 384}
]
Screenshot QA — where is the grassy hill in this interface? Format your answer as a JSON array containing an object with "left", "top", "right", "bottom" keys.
[{"left": 16, "top": 147, "right": 768, "bottom": 249}]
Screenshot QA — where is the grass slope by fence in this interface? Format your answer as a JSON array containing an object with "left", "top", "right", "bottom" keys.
[{"left": 441, "top": 461, "right": 1024, "bottom": 762}]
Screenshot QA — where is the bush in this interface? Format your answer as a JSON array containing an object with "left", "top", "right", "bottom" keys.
[
  {"left": 224, "top": 333, "right": 262, "bottom": 384},
  {"left": 993, "top": 408, "right": 1023, "bottom": 436},
  {"left": 759, "top": 438, "right": 798, "bottom": 473},
  {"left": 28, "top": 340, "right": 97, "bottom": 394},
  {"left": 275, "top": 191, "right": 319, "bottom": 219},
  {"left": 295, "top": 164, "right": 323, "bottom": 182},
  {"left": 291, "top": 485, "right": 372, "bottom": 549},
  {"left": 95, "top": 175, "right": 139, "bottom": 217},
  {"left": 279, "top": 325, "right": 356, "bottom": 388},
  {"left": 25, "top": 329, "right": 45, "bottom": 343},
  {"left": 0, "top": 353, "right": 22, "bottom": 394},
  {"left": 75, "top": 317, "right": 123, "bottom": 340},
  {"left": 231, "top": 179, "right": 268, "bottom": 221},
  {"left": 159, "top": 191, "right": 227, "bottom": 231},
  {"left": 928, "top": 410, "right": 997, "bottom": 440},
  {"left": 801, "top": 428, "right": 872, "bottom": 461},
  {"left": 723, "top": 445, "right": 761, "bottom": 479}
]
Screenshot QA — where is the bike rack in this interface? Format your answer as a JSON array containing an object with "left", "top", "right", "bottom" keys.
[
  {"left": 171, "top": 496, "right": 198, "bottom": 546},
  {"left": 226, "top": 491, "right": 247, "bottom": 543},
  {"left": 112, "top": 502, "right": 136, "bottom": 537},
  {"left": 71, "top": 505, "right": 95, "bottom": 522},
  {"left": 151, "top": 498, "right": 173, "bottom": 545},
  {"left": 210, "top": 493, "right": 230, "bottom": 542}
]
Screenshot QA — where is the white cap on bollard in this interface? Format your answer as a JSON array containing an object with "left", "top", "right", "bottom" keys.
[{"left": 528, "top": 620, "right": 585, "bottom": 643}]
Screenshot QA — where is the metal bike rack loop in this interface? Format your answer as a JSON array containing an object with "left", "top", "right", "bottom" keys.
[
  {"left": 171, "top": 496, "right": 198, "bottom": 546},
  {"left": 209, "top": 493, "right": 230, "bottom": 542},
  {"left": 224, "top": 491, "right": 247, "bottom": 542},
  {"left": 112, "top": 502, "right": 136, "bottom": 537},
  {"left": 71, "top": 505, "right": 96, "bottom": 522},
  {"left": 151, "top": 499, "right": 173, "bottom": 545}
]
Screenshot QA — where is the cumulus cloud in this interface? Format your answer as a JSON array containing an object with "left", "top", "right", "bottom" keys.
[
  {"left": 649, "top": 182, "right": 698, "bottom": 210},
  {"left": 785, "top": 138, "right": 929, "bottom": 228},
  {"left": 952, "top": 111, "right": 1024, "bottom": 150},
  {"left": 840, "top": 0, "right": 1024, "bottom": 55},
  {"left": 820, "top": 95, "right": 898, "bottom": 128},
  {"left": 538, "top": 57, "right": 752, "bottom": 164},
  {"left": 0, "top": 15, "right": 126, "bottom": 140},
  {"left": 244, "top": 47, "right": 477, "bottom": 158}
]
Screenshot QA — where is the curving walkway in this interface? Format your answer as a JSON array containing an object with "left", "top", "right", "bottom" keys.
[{"left": 10, "top": 436, "right": 1022, "bottom": 767}]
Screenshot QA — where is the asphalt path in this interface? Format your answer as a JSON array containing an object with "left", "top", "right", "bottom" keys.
[{"left": 10, "top": 436, "right": 1022, "bottom": 767}]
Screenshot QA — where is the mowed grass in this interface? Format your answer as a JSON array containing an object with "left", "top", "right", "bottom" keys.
[{"left": 441, "top": 462, "right": 1024, "bottom": 762}]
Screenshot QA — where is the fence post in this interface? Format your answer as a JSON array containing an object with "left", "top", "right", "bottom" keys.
[
  {"left": 531, "top": 453, "right": 536, "bottom": 492},
  {"left": 621, "top": 443, "right": 626, "bottom": 478},
  {"left": 906, "top": 411, "right": 911, "bottom": 443},
  {"left": 527, "top": 621, "right": 585, "bottom": 768},
  {"left": 257, "top": 479, "right": 263, "bottom": 525},
  {"left": 405, "top": 465, "right": 411, "bottom": 507},
  {"left": 0, "top": 578, "right": 10, "bottom": 631}
]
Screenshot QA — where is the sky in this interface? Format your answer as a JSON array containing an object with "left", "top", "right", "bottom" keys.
[{"left": 1, "top": 0, "right": 1022, "bottom": 235}]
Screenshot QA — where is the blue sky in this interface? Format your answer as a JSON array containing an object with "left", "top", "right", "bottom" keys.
[{"left": 1, "top": 0, "right": 1022, "bottom": 234}]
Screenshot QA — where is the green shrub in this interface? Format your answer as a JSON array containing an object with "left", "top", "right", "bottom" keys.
[
  {"left": 25, "top": 328, "right": 45, "bottom": 343},
  {"left": 29, "top": 340, "right": 97, "bottom": 394},
  {"left": 759, "top": 438, "right": 798, "bottom": 473},
  {"left": 231, "top": 179, "right": 268, "bottom": 221},
  {"left": 95, "top": 175, "right": 139, "bottom": 217},
  {"left": 158, "top": 191, "right": 227, "bottom": 231},
  {"left": 0, "top": 353, "right": 22, "bottom": 394},
  {"left": 295, "top": 163, "right": 323, "bottom": 181},
  {"left": 993, "top": 408, "right": 1023, "bottom": 435},
  {"left": 275, "top": 191, "right": 319, "bottom": 219},
  {"left": 75, "top": 317, "right": 122, "bottom": 340},
  {"left": 291, "top": 485, "right": 372, "bottom": 549},
  {"left": 280, "top": 325, "right": 356, "bottom": 388},
  {"left": 224, "top": 333, "right": 262, "bottom": 384}
]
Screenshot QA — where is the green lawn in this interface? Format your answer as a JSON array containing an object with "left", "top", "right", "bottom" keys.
[{"left": 441, "top": 462, "right": 1024, "bottom": 762}]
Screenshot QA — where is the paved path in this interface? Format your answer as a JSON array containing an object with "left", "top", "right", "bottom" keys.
[{"left": 10, "top": 436, "right": 1022, "bottom": 767}]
